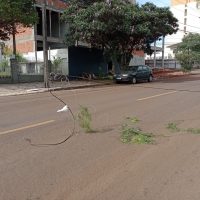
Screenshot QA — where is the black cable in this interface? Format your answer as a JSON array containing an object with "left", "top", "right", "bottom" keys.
[
  {"left": 24, "top": 81, "right": 76, "bottom": 146},
  {"left": 25, "top": 73, "right": 112, "bottom": 146}
]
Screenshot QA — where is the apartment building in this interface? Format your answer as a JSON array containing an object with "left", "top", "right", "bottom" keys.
[{"left": 165, "top": 0, "right": 200, "bottom": 58}]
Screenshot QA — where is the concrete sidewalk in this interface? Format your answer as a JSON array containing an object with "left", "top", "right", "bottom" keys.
[
  {"left": 0, "top": 80, "right": 112, "bottom": 97},
  {"left": 1, "top": 69, "right": 200, "bottom": 97}
]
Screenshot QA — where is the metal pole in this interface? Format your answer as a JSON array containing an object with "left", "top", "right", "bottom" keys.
[
  {"left": 0, "top": 43, "right": 2, "bottom": 62},
  {"left": 42, "top": 0, "right": 49, "bottom": 88},
  {"left": 161, "top": 36, "right": 165, "bottom": 68},
  {"left": 153, "top": 40, "right": 156, "bottom": 68}
]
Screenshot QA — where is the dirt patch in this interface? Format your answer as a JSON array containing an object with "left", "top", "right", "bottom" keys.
[{"left": 153, "top": 68, "right": 189, "bottom": 79}]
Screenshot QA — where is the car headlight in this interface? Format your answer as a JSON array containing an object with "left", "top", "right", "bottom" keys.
[{"left": 122, "top": 74, "right": 128, "bottom": 77}]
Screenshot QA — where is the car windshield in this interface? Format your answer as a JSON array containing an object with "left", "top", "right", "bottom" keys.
[{"left": 122, "top": 66, "right": 138, "bottom": 73}]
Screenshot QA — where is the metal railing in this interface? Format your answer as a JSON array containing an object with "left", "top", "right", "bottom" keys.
[
  {"left": 18, "top": 62, "right": 44, "bottom": 75},
  {"left": 145, "top": 59, "right": 181, "bottom": 69}
]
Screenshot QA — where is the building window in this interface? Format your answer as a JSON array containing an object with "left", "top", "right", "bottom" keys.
[
  {"left": 184, "top": 9, "right": 187, "bottom": 16},
  {"left": 184, "top": 26, "right": 187, "bottom": 33},
  {"left": 184, "top": 18, "right": 187, "bottom": 25}
]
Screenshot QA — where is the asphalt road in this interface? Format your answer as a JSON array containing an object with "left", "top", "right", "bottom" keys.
[{"left": 1, "top": 75, "right": 200, "bottom": 200}]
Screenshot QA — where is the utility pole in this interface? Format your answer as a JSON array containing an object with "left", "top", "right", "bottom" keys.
[
  {"left": 161, "top": 36, "right": 165, "bottom": 68},
  {"left": 42, "top": 0, "right": 49, "bottom": 88},
  {"left": 0, "top": 42, "right": 3, "bottom": 62},
  {"left": 153, "top": 40, "right": 156, "bottom": 68}
]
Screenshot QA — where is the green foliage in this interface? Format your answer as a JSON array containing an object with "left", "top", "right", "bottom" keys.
[
  {"left": 52, "top": 56, "right": 64, "bottom": 72},
  {"left": 0, "top": 59, "right": 9, "bottom": 70},
  {"left": 121, "top": 117, "right": 153, "bottom": 144},
  {"left": 62, "top": 1, "right": 178, "bottom": 71},
  {"left": 0, "top": 0, "right": 37, "bottom": 30},
  {"left": 175, "top": 33, "right": 200, "bottom": 71},
  {"left": 0, "top": 59, "right": 10, "bottom": 76},
  {"left": 15, "top": 53, "right": 27, "bottom": 62},
  {"left": 0, "top": 0, "right": 38, "bottom": 53},
  {"left": 0, "top": 23, "right": 12, "bottom": 41},
  {"left": 0, "top": 59, "right": 9, "bottom": 74},
  {"left": 1, "top": 46, "right": 27, "bottom": 62},
  {"left": 167, "top": 122, "right": 180, "bottom": 132},
  {"left": 186, "top": 128, "right": 200, "bottom": 134},
  {"left": 78, "top": 105, "right": 93, "bottom": 133},
  {"left": 126, "top": 116, "right": 140, "bottom": 124},
  {"left": 167, "top": 121, "right": 200, "bottom": 135},
  {"left": 97, "top": 65, "right": 107, "bottom": 78}
]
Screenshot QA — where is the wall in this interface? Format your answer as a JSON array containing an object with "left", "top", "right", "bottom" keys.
[
  {"left": 145, "top": 59, "right": 181, "bottom": 69},
  {"left": 5, "top": 27, "right": 35, "bottom": 54},
  {"left": 18, "top": 75, "right": 44, "bottom": 83},
  {"left": 22, "top": 48, "right": 69, "bottom": 75},
  {"left": 0, "top": 77, "right": 12, "bottom": 84},
  {"left": 36, "top": 0, "right": 67, "bottom": 9},
  {"left": 171, "top": 0, "right": 196, "bottom": 6},
  {"left": 68, "top": 47, "right": 107, "bottom": 77},
  {"left": 129, "top": 56, "right": 145, "bottom": 66}
]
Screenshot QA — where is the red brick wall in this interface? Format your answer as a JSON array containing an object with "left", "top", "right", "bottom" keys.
[
  {"left": 16, "top": 27, "right": 33, "bottom": 40},
  {"left": 14, "top": 0, "right": 68, "bottom": 53},
  {"left": 36, "top": 0, "right": 68, "bottom": 9},
  {"left": 133, "top": 50, "right": 144, "bottom": 57},
  {"left": 17, "top": 41, "right": 35, "bottom": 53}
]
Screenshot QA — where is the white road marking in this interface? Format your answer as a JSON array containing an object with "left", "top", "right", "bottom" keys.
[
  {"left": 137, "top": 91, "right": 177, "bottom": 101},
  {"left": 0, "top": 120, "right": 55, "bottom": 135}
]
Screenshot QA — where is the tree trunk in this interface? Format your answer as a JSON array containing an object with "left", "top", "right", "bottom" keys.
[
  {"left": 12, "top": 26, "right": 16, "bottom": 56},
  {"left": 111, "top": 54, "right": 121, "bottom": 74}
]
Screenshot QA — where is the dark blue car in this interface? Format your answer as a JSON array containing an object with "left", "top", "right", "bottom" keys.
[{"left": 113, "top": 65, "right": 153, "bottom": 84}]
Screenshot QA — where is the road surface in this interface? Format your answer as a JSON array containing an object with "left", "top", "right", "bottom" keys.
[{"left": 0, "top": 75, "right": 200, "bottom": 200}]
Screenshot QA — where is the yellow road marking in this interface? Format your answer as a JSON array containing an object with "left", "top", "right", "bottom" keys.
[
  {"left": 137, "top": 91, "right": 177, "bottom": 101},
  {"left": 0, "top": 120, "right": 55, "bottom": 135}
]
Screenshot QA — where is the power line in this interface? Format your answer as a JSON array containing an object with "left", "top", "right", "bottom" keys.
[{"left": 178, "top": 22, "right": 200, "bottom": 30}]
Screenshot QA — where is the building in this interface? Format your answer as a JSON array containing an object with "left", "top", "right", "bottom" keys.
[
  {"left": 164, "top": 0, "right": 200, "bottom": 58},
  {"left": 3, "top": 0, "right": 144, "bottom": 80},
  {"left": 6, "top": 0, "right": 68, "bottom": 54}
]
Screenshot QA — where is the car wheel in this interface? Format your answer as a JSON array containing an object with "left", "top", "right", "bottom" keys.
[
  {"left": 132, "top": 77, "right": 137, "bottom": 84},
  {"left": 148, "top": 75, "right": 153, "bottom": 82}
]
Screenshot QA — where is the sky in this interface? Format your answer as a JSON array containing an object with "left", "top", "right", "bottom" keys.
[
  {"left": 138, "top": 0, "right": 170, "bottom": 7},
  {"left": 137, "top": 0, "right": 171, "bottom": 47}
]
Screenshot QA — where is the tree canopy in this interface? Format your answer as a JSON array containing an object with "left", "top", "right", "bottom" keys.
[
  {"left": 0, "top": 0, "right": 38, "bottom": 54},
  {"left": 62, "top": 0, "right": 178, "bottom": 70},
  {"left": 0, "top": 22, "right": 12, "bottom": 41},
  {"left": 175, "top": 33, "right": 200, "bottom": 71}
]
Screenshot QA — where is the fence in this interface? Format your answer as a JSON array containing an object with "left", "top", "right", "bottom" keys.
[
  {"left": 18, "top": 62, "right": 44, "bottom": 75},
  {"left": 0, "top": 58, "right": 12, "bottom": 83},
  {"left": 145, "top": 59, "right": 181, "bottom": 69},
  {"left": 0, "top": 59, "right": 45, "bottom": 84},
  {"left": 16, "top": 61, "right": 44, "bottom": 83}
]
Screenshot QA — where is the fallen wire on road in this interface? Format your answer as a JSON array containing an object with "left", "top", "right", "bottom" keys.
[
  {"left": 24, "top": 82, "right": 76, "bottom": 147},
  {"left": 24, "top": 74, "right": 112, "bottom": 147}
]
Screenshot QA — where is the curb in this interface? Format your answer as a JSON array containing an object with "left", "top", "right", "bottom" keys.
[
  {"left": 0, "top": 81, "right": 114, "bottom": 97},
  {"left": 154, "top": 71, "right": 200, "bottom": 81}
]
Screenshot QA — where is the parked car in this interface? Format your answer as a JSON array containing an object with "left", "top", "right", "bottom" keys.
[{"left": 113, "top": 65, "right": 153, "bottom": 84}]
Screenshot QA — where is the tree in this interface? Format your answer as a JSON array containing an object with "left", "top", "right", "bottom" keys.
[
  {"left": 0, "top": 21, "right": 12, "bottom": 41},
  {"left": 141, "top": 3, "right": 178, "bottom": 56},
  {"left": 62, "top": 0, "right": 178, "bottom": 72},
  {"left": 175, "top": 33, "right": 200, "bottom": 71},
  {"left": 0, "top": 0, "right": 38, "bottom": 55}
]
